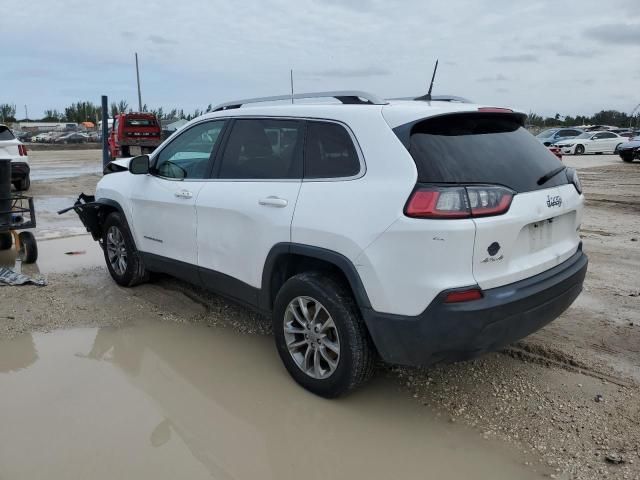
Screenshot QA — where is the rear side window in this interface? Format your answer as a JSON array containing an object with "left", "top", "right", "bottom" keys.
[
  {"left": 304, "top": 122, "right": 360, "bottom": 179},
  {"left": 0, "top": 126, "right": 15, "bottom": 141},
  {"left": 218, "top": 119, "right": 303, "bottom": 179},
  {"left": 401, "top": 113, "right": 567, "bottom": 193}
]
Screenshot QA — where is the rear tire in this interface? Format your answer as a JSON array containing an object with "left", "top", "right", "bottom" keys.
[
  {"left": 273, "top": 272, "right": 375, "bottom": 398},
  {"left": 0, "top": 233, "right": 12, "bottom": 250},
  {"left": 13, "top": 176, "right": 30, "bottom": 191},
  {"left": 575, "top": 144, "right": 585, "bottom": 155},
  {"left": 17, "top": 231, "right": 37, "bottom": 263},
  {"left": 102, "top": 212, "right": 148, "bottom": 287}
]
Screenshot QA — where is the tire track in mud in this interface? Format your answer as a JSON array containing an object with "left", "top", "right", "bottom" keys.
[{"left": 503, "top": 342, "right": 634, "bottom": 388}]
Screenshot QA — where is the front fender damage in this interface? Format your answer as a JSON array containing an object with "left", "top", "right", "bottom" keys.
[{"left": 57, "top": 193, "right": 104, "bottom": 241}]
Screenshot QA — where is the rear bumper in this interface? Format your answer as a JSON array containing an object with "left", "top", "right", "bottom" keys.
[
  {"left": 10, "top": 162, "right": 30, "bottom": 181},
  {"left": 362, "top": 248, "right": 588, "bottom": 366}
]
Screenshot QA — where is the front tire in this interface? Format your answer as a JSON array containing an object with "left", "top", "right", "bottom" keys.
[
  {"left": 273, "top": 272, "right": 375, "bottom": 398},
  {"left": 621, "top": 154, "right": 634, "bottom": 163},
  {"left": 102, "top": 212, "right": 148, "bottom": 287},
  {"left": 574, "top": 144, "right": 585, "bottom": 155}
]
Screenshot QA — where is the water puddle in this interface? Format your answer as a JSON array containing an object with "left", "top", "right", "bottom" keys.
[
  {"left": 0, "top": 235, "right": 103, "bottom": 274},
  {"left": 0, "top": 322, "right": 543, "bottom": 479},
  {"left": 30, "top": 164, "right": 102, "bottom": 181}
]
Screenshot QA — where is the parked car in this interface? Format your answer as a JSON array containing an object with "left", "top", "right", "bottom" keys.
[
  {"left": 108, "top": 112, "right": 161, "bottom": 159},
  {"left": 87, "top": 131, "right": 101, "bottom": 142},
  {"left": 554, "top": 131, "right": 626, "bottom": 155},
  {"left": 0, "top": 124, "right": 30, "bottom": 190},
  {"left": 536, "top": 128, "right": 583, "bottom": 146},
  {"left": 617, "top": 136, "right": 640, "bottom": 163},
  {"left": 55, "top": 132, "right": 88, "bottom": 144},
  {"left": 547, "top": 146, "right": 562, "bottom": 160},
  {"left": 67, "top": 91, "right": 588, "bottom": 397},
  {"left": 33, "top": 132, "right": 53, "bottom": 143},
  {"left": 611, "top": 128, "right": 634, "bottom": 139}
]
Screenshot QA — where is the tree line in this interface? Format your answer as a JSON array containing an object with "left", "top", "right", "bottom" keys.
[
  {"left": 1, "top": 101, "right": 638, "bottom": 128},
  {"left": 526, "top": 110, "right": 639, "bottom": 129},
  {"left": 0, "top": 100, "right": 216, "bottom": 124}
]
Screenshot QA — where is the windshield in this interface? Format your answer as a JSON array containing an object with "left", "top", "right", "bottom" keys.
[
  {"left": 536, "top": 129, "right": 558, "bottom": 138},
  {"left": 400, "top": 113, "right": 567, "bottom": 193}
]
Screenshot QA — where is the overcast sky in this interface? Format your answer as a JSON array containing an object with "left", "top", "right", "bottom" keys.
[{"left": 3, "top": 0, "right": 639, "bottom": 118}]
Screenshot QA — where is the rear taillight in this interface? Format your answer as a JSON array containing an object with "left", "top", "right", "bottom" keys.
[
  {"left": 444, "top": 288, "right": 483, "bottom": 303},
  {"left": 405, "top": 185, "right": 513, "bottom": 219},
  {"left": 18, "top": 144, "right": 27, "bottom": 156}
]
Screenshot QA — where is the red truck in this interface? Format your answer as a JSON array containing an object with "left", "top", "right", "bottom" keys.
[{"left": 108, "top": 112, "right": 162, "bottom": 159}]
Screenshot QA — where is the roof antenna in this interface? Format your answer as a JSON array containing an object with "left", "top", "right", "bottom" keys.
[
  {"left": 290, "top": 69, "right": 294, "bottom": 104},
  {"left": 426, "top": 59, "right": 438, "bottom": 100},
  {"left": 417, "top": 59, "right": 439, "bottom": 102}
]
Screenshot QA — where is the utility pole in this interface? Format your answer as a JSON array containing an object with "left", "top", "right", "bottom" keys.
[
  {"left": 24, "top": 105, "right": 28, "bottom": 120},
  {"left": 101, "top": 95, "right": 109, "bottom": 168},
  {"left": 135, "top": 52, "right": 143, "bottom": 112}
]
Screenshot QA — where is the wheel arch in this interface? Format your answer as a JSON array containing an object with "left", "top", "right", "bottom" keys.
[
  {"left": 77, "top": 197, "right": 131, "bottom": 242},
  {"left": 260, "top": 243, "right": 372, "bottom": 313}
]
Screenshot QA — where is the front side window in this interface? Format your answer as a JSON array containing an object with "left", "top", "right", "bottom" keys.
[
  {"left": 154, "top": 120, "right": 225, "bottom": 179},
  {"left": 304, "top": 122, "right": 360, "bottom": 179},
  {"left": 217, "top": 119, "right": 302, "bottom": 179}
]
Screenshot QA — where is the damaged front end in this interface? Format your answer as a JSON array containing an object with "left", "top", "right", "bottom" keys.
[{"left": 57, "top": 193, "right": 104, "bottom": 242}]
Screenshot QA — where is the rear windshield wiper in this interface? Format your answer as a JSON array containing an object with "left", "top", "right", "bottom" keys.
[{"left": 537, "top": 166, "right": 566, "bottom": 186}]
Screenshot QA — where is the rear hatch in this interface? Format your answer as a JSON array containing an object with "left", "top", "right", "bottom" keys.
[
  {"left": 399, "top": 112, "right": 583, "bottom": 290},
  {"left": 0, "top": 126, "right": 20, "bottom": 160}
]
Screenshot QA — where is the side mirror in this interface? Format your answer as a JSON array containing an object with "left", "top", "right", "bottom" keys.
[{"left": 129, "top": 155, "right": 150, "bottom": 175}]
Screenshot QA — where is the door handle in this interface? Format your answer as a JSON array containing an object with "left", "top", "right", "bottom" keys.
[
  {"left": 259, "top": 196, "right": 288, "bottom": 208},
  {"left": 175, "top": 189, "right": 193, "bottom": 199}
]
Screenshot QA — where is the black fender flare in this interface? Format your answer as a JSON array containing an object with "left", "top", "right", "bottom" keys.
[{"left": 259, "top": 243, "right": 372, "bottom": 312}]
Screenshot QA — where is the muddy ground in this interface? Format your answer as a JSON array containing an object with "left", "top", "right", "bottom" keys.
[{"left": 1, "top": 150, "right": 639, "bottom": 479}]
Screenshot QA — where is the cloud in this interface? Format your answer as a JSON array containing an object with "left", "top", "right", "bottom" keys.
[
  {"left": 585, "top": 24, "right": 640, "bottom": 45},
  {"left": 496, "top": 87, "right": 510, "bottom": 93},
  {"left": 307, "top": 66, "right": 391, "bottom": 78},
  {"left": 148, "top": 34, "right": 177, "bottom": 45},
  {"left": 477, "top": 73, "right": 509, "bottom": 82},
  {"left": 490, "top": 54, "right": 538, "bottom": 63}
]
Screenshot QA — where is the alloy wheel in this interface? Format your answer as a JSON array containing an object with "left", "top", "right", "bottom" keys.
[
  {"left": 283, "top": 296, "right": 340, "bottom": 379},
  {"left": 106, "top": 226, "right": 127, "bottom": 276}
]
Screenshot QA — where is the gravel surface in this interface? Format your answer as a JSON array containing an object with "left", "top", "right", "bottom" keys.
[{"left": 1, "top": 152, "right": 639, "bottom": 479}]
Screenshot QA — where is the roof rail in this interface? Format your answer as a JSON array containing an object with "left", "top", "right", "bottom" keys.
[
  {"left": 212, "top": 91, "right": 387, "bottom": 112},
  {"left": 388, "top": 94, "right": 472, "bottom": 103}
]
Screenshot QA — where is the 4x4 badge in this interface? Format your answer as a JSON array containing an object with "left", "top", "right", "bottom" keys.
[{"left": 547, "top": 195, "right": 562, "bottom": 208}]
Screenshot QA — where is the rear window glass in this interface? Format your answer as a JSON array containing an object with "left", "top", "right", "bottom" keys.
[
  {"left": 401, "top": 113, "right": 567, "bottom": 193},
  {"left": 218, "top": 119, "right": 303, "bottom": 179},
  {"left": 125, "top": 118, "right": 155, "bottom": 127},
  {"left": 0, "top": 126, "right": 15, "bottom": 141},
  {"left": 304, "top": 122, "right": 360, "bottom": 178}
]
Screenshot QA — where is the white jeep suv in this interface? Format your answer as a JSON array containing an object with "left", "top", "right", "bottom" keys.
[{"left": 67, "top": 91, "right": 588, "bottom": 397}]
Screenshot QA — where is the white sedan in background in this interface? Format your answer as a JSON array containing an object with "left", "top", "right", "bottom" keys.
[{"left": 554, "top": 131, "right": 626, "bottom": 155}]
